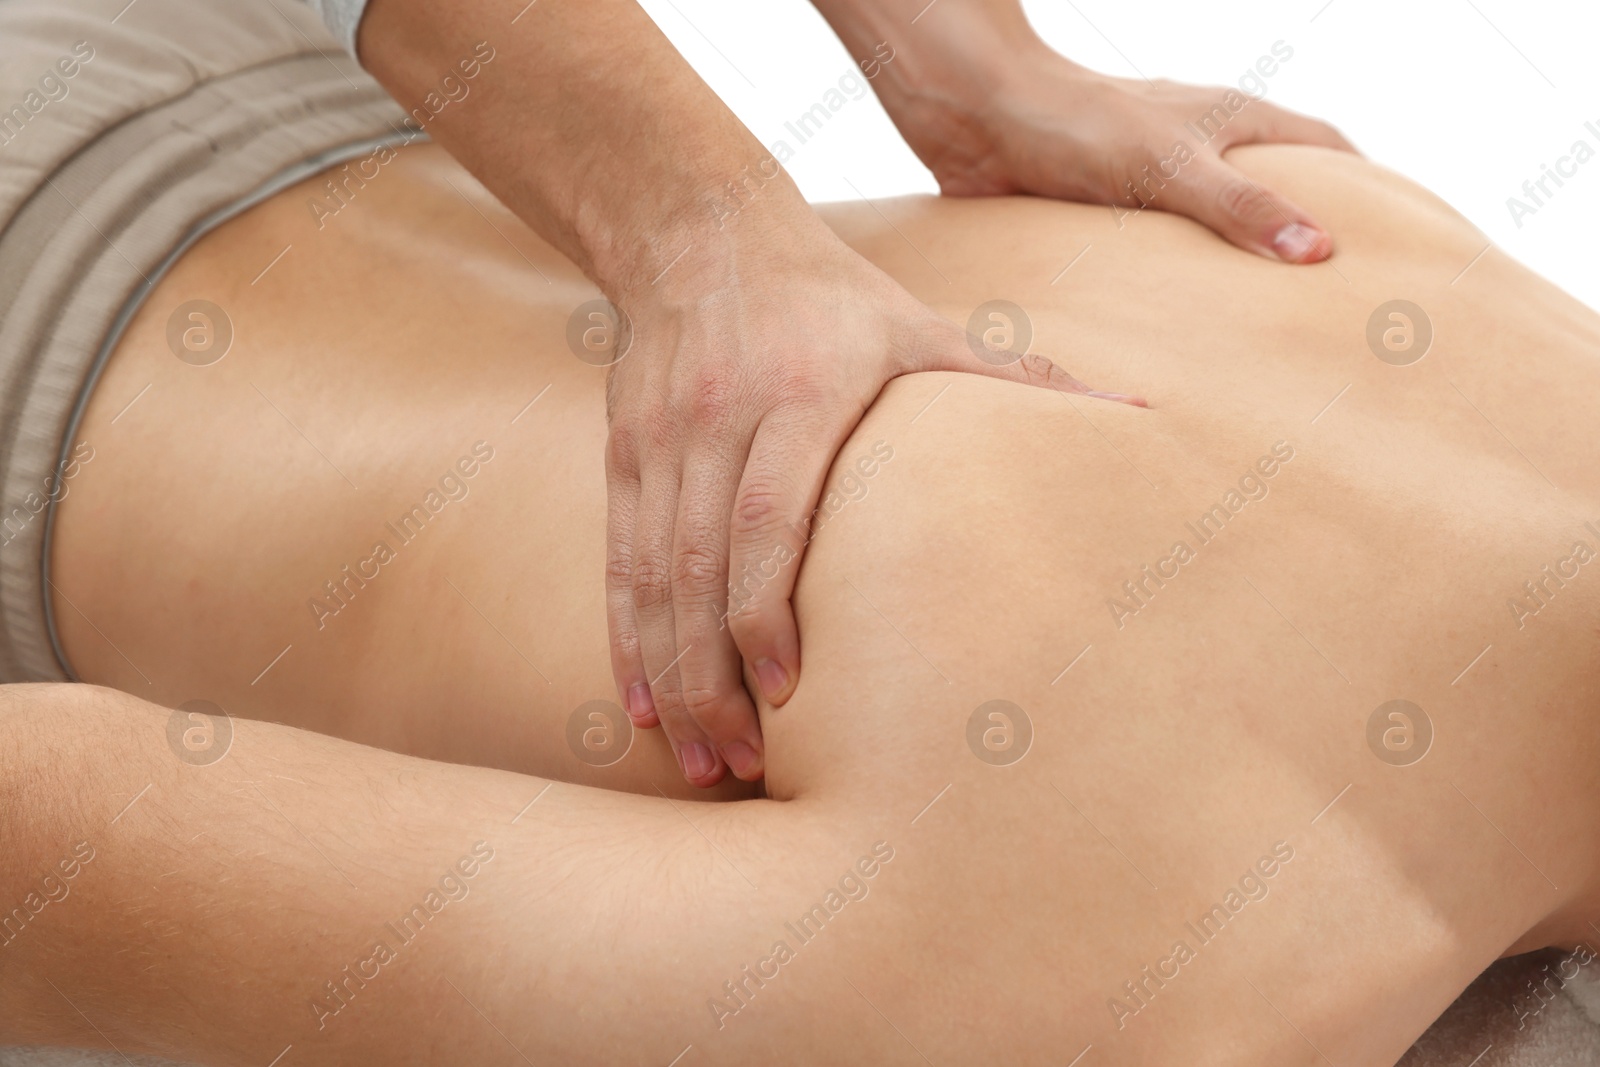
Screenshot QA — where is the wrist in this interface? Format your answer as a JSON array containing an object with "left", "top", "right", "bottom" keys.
[
  {"left": 864, "top": 7, "right": 1055, "bottom": 122},
  {"left": 598, "top": 172, "right": 835, "bottom": 311},
  {"left": 870, "top": 26, "right": 1069, "bottom": 187},
  {"left": 884, "top": 34, "right": 1102, "bottom": 195}
]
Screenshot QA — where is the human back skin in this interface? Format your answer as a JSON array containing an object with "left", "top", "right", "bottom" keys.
[{"left": 28, "top": 142, "right": 1600, "bottom": 1064}]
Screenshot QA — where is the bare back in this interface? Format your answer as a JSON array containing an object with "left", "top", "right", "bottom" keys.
[{"left": 45, "top": 141, "right": 1600, "bottom": 1064}]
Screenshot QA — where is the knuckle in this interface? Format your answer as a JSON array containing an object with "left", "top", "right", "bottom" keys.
[
  {"left": 679, "top": 684, "right": 725, "bottom": 719},
  {"left": 679, "top": 685, "right": 745, "bottom": 737},
  {"left": 1216, "top": 178, "right": 1270, "bottom": 222},
  {"left": 604, "top": 424, "right": 641, "bottom": 474},
  {"left": 608, "top": 624, "right": 642, "bottom": 663},
  {"left": 608, "top": 398, "right": 678, "bottom": 454},
  {"left": 604, "top": 546, "right": 635, "bottom": 589},
  {"left": 641, "top": 405, "right": 679, "bottom": 449},
  {"left": 672, "top": 543, "right": 726, "bottom": 596},
  {"left": 724, "top": 602, "right": 772, "bottom": 647},
  {"left": 630, "top": 556, "right": 674, "bottom": 610},
  {"left": 726, "top": 546, "right": 791, "bottom": 632},
  {"left": 685, "top": 368, "right": 740, "bottom": 425},
  {"left": 777, "top": 370, "right": 832, "bottom": 409},
  {"left": 732, "top": 481, "right": 788, "bottom": 535},
  {"left": 652, "top": 692, "right": 693, "bottom": 733},
  {"left": 613, "top": 398, "right": 677, "bottom": 450}
]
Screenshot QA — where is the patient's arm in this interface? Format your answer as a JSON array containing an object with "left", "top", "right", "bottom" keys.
[{"left": 0, "top": 683, "right": 794, "bottom": 1065}]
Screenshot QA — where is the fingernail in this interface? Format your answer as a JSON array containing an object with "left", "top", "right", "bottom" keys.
[
  {"left": 1272, "top": 223, "right": 1327, "bottom": 264},
  {"left": 754, "top": 658, "right": 789, "bottom": 701},
  {"left": 722, "top": 740, "right": 761, "bottom": 779},
  {"left": 626, "top": 683, "right": 654, "bottom": 721},
  {"left": 1087, "top": 390, "right": 1150, "bottom": 408},
  {"left": 680, "top": 742, "right": 715, "bottom": 780}
]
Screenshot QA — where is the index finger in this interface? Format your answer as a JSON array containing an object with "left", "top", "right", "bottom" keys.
[
  {"left": 667, "top": 437, "right": 766, "bottom": 781},
  {"left": 724, "top": 406, "right": 857, "bottom": 713}
]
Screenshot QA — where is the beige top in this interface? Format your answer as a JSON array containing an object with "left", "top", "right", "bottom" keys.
[{"left": 0, "top": 0, "right": 409, "bottom": 682}]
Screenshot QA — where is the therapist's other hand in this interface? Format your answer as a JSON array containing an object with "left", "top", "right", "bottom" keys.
[
  {"left": 879, "top": 34, "right": 1356, "bottom": 263},
  {"left": 604, "top": 207, "right": 1132, "bottom": 787}
]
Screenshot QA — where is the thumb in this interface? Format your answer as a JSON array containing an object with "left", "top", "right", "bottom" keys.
[
  {"left": 907, "top": 313, "right": 1146, "bottom": 407},
  {"left": 1165, "top": 155, "right": 1333, "bottom": 265}
]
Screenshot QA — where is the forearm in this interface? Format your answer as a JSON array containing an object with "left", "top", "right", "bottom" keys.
[
  {"left": 0, "top": 684, "right": 761, "bottom": 1064},
  {"left": 808, "top": 0, "right": 1051, "bottom": 116},
  {"left": 0, "top": 684, "right": 513, "bottom": 1059},
  {"left": 358, "top": 0, "right": 823, "bottom": 301}
]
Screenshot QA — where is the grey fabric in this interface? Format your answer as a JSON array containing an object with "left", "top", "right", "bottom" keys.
[
  {"left": 0, "top": 0, "right": 413, "bottom": 684},
  {"left": 302, "top": 0, "right": 370, "bottom": 56},
  {"left": 1399, "top": 948, "right": 1600, "bottom": 1067}
]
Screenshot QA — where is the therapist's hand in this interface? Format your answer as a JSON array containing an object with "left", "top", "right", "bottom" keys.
[
  {"left": 605, "top": 205, "right": 1132, "bottom": 787},
  {"left": 810, "top": 0, "right": 1357, "bottom": 264},
  {"left": 903, "top": 57, "right": 1355, "bottom": 262},
  {"left": 359, "top": 0, "right": 1146, "bottom": 790}
]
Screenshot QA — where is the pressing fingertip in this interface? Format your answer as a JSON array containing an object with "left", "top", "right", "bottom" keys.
[
  {"left": 679, "top": 741, "right": 722, "bottom": 785},
  {"left": 1271, "top": 222, "right": 1332, "bottom": 264},
  {"left": 722, "top": 739, "right": 763, "bottom": 781},
  {"left": 754, "top": 657, "right": 792, "bottom": 704},
  {"left": 626, "top": 683, "right": 658, "bottom": 727}
]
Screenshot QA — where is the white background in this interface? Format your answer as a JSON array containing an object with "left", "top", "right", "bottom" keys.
[{"left": 638, "top": 0, "right": 1600, "bottom": 311}]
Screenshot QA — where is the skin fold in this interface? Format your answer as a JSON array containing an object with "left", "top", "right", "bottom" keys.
[{"left": 3, "top": 141, "right": 1597, "bottom": 1065}]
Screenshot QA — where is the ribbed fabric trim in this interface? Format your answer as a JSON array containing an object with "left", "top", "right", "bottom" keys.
[{"left": 0, "top": 0, "right": 410, "bottom": 681}]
